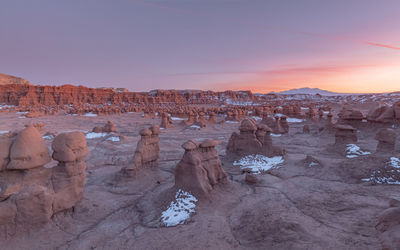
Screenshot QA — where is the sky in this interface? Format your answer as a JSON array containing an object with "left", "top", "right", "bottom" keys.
[{"left": 1, "top": 0, "right": 400, "bottom": 93}]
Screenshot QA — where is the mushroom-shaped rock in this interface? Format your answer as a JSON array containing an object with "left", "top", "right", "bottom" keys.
[
  {"left": 200, "top": 139, "right": 221, "bottom": 148},
  {"left": 375, "top": 128, "right": 397, "bottom": 153},
  {"left": 334, "top": 124, "right": 357, "bottom": 145},
  {"left": 51, "top": 132, "right": 89, "bottom": 213},
  {"left": 174, "top": 140, "right": 227, "bottom": 197},
  {"left": 182, "top": 140, "right": 199, "bottom": 151},
  {"left": 239, "top": 118, "right": 257, "bottom": 132},
  {"left": 52, "top": 132, "right": 89, "bottom": 162},
  {"left": 392, "top": 101, "right": 400, "bottom": 119},
  {"left": 376, "top": 202, "right": 400, "bottom": 250},
  {"left": 7, "top": 126, "right": 51, "bottom": 170},
  {"left": 150, "top": 125, "right": 161, "bottom": 135},
  {"left": 140, "top": 128, "right": 152, "bottom": 136},
  {"left": 104, "top": 121, "right": 116, "bottom": 132}
]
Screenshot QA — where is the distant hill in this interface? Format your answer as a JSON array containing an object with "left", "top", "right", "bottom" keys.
[
  {"left": 272, "top": 87, "right": 347, "bottom": 96},
  {"left": 0, "top": 73, "right": 30, "bottom": 85}
]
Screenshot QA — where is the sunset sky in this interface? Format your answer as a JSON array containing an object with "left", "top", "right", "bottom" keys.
[{"left": 1, "top": 0, "right": 400, "bottom": 93}]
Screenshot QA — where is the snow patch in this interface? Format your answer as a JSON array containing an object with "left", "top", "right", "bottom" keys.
[
  {"left": 286, "top": 118, "right": 303, "bottom": 123},
  {"left": 171, "top": 117, "right": 186, "bottom": 121},
  {"left": 361, "top": 157, "right": 400, "bottom": 185},
  {"left": 270, "top": 133, "right": 281, "bottom": 137},
  {"left": 84, "top": 112, "right": 98, "bottom": 117},
  {"left": 161, "top": 189, "right": 198, "bottom": 227},
  {"left": 189, "top": 125, "right": 201, "bottom": 129},
  {"left": 233, "top": 154, "right": 284, "bottom": 174},
  {"left": 42, "top": 135, "right": 54, "bottom": 140},
  {"left": 0, "top": 131, "right": 9, "bottom": 134},
  {"left": 106, "top": 136, "right": 120, "bottom": 142},
  {"left": 225, "top": 120, "right": 239, "bottom": 124},
  {"left": 86, "top": 132, "right": 108, "bottom": 139},
  {"left": 345, "top": 144, "right": 371, "bottom": 158}
]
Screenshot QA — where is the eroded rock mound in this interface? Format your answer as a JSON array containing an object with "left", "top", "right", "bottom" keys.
[
  {"left": 334, "top": 124, "right": 357, "bottom": 145},
  {"left": 227, "top": 118, "right": 284, "bottom": 159},
  {"left": 0, "top": 128, "right": 89, "bottom": 234},
  {"left": 375, "top": 128, "right": 397, "bottom": 153},
  {"left": 93, "top": 121, "right": 116, "bottom": 133},
  {"left": 122, "top": 125, "right": 161, "bottom": 176},
  {"left": 174, "top": 139, "right": 227, "bottom": 197},
  {"left": 376, "top": 199, "right": 400, "bottom": 250},
  {"left": 51, "top": 132, "right": 89, "bottom": 213}
]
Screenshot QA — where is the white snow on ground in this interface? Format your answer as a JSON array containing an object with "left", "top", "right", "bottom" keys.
[
  {"left": 161, "top": 189, "right": 198, "bottom": 227},
  {"left": 309, "top": 162, "right": 319, "bottom": 167},
  {"left": 286, "top": 118, "right": 303, "bottom": 123},
  {"left": 225, "top": 120, "right": 239, "bottom": 124},
  {"left": 251, "top": 116, "right": 262, "bottom": 121},
  {"left": 0, "top": 131, "right": 9, "bottom": 134},
  {"left": 389, "top": 157, "right": 400, "bottom": 168},
  {"left": 16, "top": 111, "right": 28, "bottom": 114},
  {"left": 83, "top": 112, "right": 98, "bottom": 117},
  {"left": 106, "top": 136, "right": 120, "bottom": 142},
  {"left": 189, "top": 125, "right": 201, "bottom": 129},
  {"left": 270, "top": 133, "right": 281, "bottom": 137},
  {"left": 269, "top": 114, "right": 302, "bottom": 123},
  {"left": 85, "top": 132, "right": 108, "bottom": 139},
  {"left": 0, "top": 104, "right": 15, "bottom": 110},
  {"left": 42, "top": 135, "right": 54, "bottom": 140},
  {"left": 362, "top": 157, "right": 400, "bottom": 184},
  {"left": 233, "top": 154, "right": 284, "bottom": 174},
  {"left": 171, "top": 117, "right": 186, "bottom": 121},
  {"left": 345, "top": 144, "right": 371, "bottom": 158}
]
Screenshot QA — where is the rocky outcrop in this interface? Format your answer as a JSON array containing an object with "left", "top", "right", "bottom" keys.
[
  {"left": 93, "top": 121, "right": 117, "bottom": 133},
  {"left": 160, "top": 113, "right": 172, "bottom": 129},
  {"left": 227, "top": 118, "right": 284, "bottom": 159},
  {"left": 375, "top": 128, "right": 397, "bottom": 153},
  {"left": 0, "top": 128, "right": 89, "bottom": 234},
  {"left": 367, "top": 106, "right": 395, "bottom": 123},
  {"left": 51, "top": 132, "right": 89, "bottom": 213},
  {"left": 0, "top": 73, "right": 30, "bottom": 85},
  {"left": 122, "top": 125, "right": 161, "bottom": 176},
  {"left": 174, "top": 139, "right": 227, "bottom": 197},
  {"left": 334, "top": 124, "right": 357, "bottom": 145},
  {"left": 376, "top": 199, "right": 400, "bottom": 250}
]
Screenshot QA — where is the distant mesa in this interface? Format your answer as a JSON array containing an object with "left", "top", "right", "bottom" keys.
[
  {"left": 272, "top": 87, "right": 347, "bottom": 96},
  {"left": 0, "top": 73, "right": 30, "bottom": 85}
]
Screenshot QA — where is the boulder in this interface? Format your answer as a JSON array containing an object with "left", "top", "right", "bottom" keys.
[
  {"left": 334, "top": 124, "right": 357, "bottom": 145},
  {"left": 7, "top": 126, "right": 51, "bottom": 170},
  {"left": 174, "top": 139, "right": 227, "bottom": 197},
  {"left": 375, "top": 128, "right": 397, "bottom": 153}
]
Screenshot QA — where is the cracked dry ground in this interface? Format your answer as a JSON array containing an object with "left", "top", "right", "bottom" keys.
[{"left": 1, "top": 112, "right": 399, "bottom": 250}]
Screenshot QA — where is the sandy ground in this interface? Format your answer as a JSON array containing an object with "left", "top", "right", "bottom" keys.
[{"left": 0, "top": 111, "right": 399, "bottom": 250}]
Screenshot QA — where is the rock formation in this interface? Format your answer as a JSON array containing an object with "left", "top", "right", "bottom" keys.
[
  {"left": 93, "top": 121, "right": 116, "bottom": 133},
  {"left": 227, "top": 118, "right": 284, "bottom": 159},
  {"left": 334, "top": 124, "right": 357, "bottom": 145},
  {"left": 160, "top": 112, "right": 172, "bottom": 129},
  {"left": 375, "top": 128, "right": 397, "bottom": 153},
  {"left": 0, "top": 128, "right": 88, "bottom": 233},
  {"left": 51, "top": 132, "right": 89, "bottom": 213},
  {"left": 376, "top": 199, "right": 400, "bottom": 250},
  {"left": 123, "top": 125, "right": 161, "bottom": 176},
  {"left": 174, "top": 139, "right": 227, "bottom": 197}
]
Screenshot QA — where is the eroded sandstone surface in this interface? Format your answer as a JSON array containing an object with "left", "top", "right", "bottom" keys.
[{"left": 0, "top": 84, "right": 400, "bottom": 250}]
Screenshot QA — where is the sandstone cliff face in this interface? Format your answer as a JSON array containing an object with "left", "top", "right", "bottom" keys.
[
  {"left": 0, "top": 73, "right": 30, "bottom": 86},
  {"left": 0, "top": 83, "right": 260, "bottom": 110}
]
